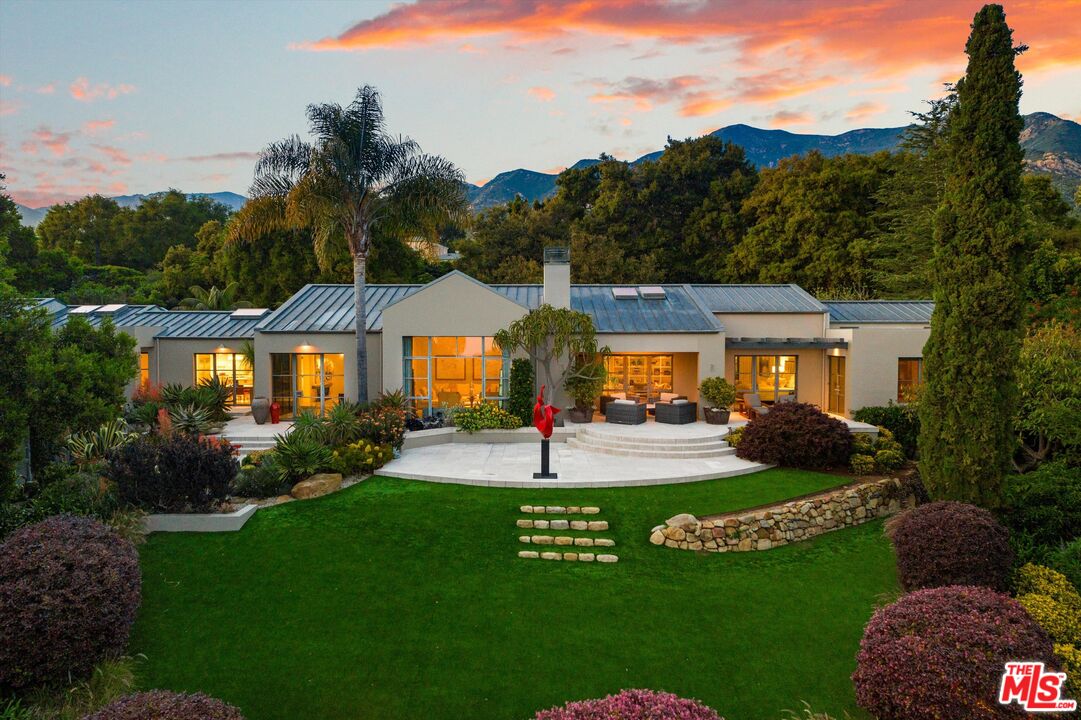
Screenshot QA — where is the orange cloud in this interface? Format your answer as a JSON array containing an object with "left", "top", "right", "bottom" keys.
[
  {"left": 589, "top": 75, "right": 709, "bottom": 113},
  {"left": 33, "top": 127, "right": 72, "bottom": 156},
  {"left": 768, "top": 110, "right": 814, "bottom": 128},
  {"left": 69, "top": 77, "right": 136, "bottom": 102},
  {"left": 528, "top": 86, "right": 556, "bottom": 102},
  {"left": 82, "top": 118, "right": 115, "bottom": 135},
  {"left": 292, "top": 1, "right": 1081, "bottom": 79},
  {"left": 845, "top": 101, "right": 889, "bottom": 122},
  {"left": 92, "top": 144, "right": 132, "bottom": 165}
]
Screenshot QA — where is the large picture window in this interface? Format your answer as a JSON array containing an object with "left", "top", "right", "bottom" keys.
[
  {"left": 269, "top": 353, "right": 345, "bottom": 418},
  {"left": 139, "top": 352, "right": 150, "bottom": 388},
  {"left": 404, "top": 336, "right": 507, "bottom": 415},
  {"left": 194, "top": 352, "right": 253, "bottom": 406},
  {"left": 897, "top": 358, "right": 923, "bottom": 402},
  {"left": 602, "top": 354, "right": 673, "bottom": 403},
  {"left": 734, "top": 355, "right": 797, "bottom": 403}
]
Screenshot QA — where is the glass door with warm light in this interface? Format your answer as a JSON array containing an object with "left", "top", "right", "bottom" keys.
[
  {"left": 193, "top": 352, "right": 252, "bottom": 406},
  {"left": 293, "top": 353, "right": 345, "bottom": 416},
  {"left": 828, "top": 355, "right": 846, "bottom": 415}
]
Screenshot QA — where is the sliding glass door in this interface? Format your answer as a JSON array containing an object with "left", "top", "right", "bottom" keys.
[
  {"left": 734, "top": 355, "right": 797, "bottom": 403},
  {"left": 194, "top": 352, "right": 253, "bottom": 406},
  {"left": 269, "top": 353, "right": 345, "bottom": 418}
]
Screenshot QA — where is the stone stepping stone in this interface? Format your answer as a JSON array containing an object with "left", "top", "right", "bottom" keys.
[
  {"left": 516, "top": 519, "right": 609, "bottom": 531},
  {"left": 520, "top": 505, "right": 601, "bottom": 514}
]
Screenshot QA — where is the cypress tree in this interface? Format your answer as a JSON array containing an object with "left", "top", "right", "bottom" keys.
[{"left": 918, "top": 4, "right": 1026, "bottom": 505}]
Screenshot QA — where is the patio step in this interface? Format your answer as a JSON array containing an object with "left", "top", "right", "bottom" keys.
[
  {"left": 579, "top": 426, "right": 730, "bottom": 446},
  {"left": 567, "top": 436, "right": 735, "bottom": 459}
]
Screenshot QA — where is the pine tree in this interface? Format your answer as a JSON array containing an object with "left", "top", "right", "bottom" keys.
[{"left": 919, "top": 4, "right": 1027, "bottom": 505}]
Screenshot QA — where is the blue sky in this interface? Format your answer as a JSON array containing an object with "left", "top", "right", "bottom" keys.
[{"left": 1, "top": 0, "right": 1078, "bottom": 207}]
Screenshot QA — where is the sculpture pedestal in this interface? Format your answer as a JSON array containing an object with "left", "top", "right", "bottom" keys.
[{"left": 532, "top": 438, "right": 558, "bottom": 479}]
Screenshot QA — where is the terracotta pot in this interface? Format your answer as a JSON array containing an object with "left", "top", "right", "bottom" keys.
[
  {"left": 251, "top": 397, "right": 270, "bottom": 425},
  {"left": 567, "top": 406, "right": 595, "bottom": 423},
  {"left": 703, "top": 407, "right": 730, "bottom": 425}
]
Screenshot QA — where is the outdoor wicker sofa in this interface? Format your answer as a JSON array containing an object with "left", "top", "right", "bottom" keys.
[
  {"left": 605, "top": 399, "right": 647, "bottom": 425},
  {"left": 655, "top": 399, "right": 697, "bottom": 424}
]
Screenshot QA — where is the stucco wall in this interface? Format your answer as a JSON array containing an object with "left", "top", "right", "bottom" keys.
[
  {"left": 153, "top": 338, "right": 245, "bottom": 388},
  {"left": 831, "top": 324, "right": 930, "bottom": 413},
  {"left": 714, "top": 312, "right": 828, "bottom": 338}
]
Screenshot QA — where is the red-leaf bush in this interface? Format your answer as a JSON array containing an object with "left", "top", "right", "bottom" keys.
[
  {"left": 734, "top": 402, "right": 853, "bottom": 469},
  {"left": 106, "top": 434, "right": 237, "bottom": 512},
  {"left": 82, "top": 690, "right": 245, "bottom": 720},
  {"left": 887, "top": 500, "right": 1013, "bottom": 591},
  {"left": 853, "top": 585, "right": 1058, "bottom": 720},
  {"left": 533, "top": 689, "right": 722, "bottom": 720},
  {"left": 0, "top": 515, "right": 140, "bottom": 690}
]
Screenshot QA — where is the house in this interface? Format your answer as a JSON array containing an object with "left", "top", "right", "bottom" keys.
[{"left": 41, "top": 248, "right": 932, "bottom": 419}]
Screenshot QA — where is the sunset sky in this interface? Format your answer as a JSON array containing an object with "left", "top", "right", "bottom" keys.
[{"left": 1, "top": 0, "right": 1079, "bottom": 208}]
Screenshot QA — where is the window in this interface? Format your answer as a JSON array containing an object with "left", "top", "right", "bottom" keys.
[
  {"left": 139, "top": 352, "right": 150, "bottom": 388},
  {"left": 404, "top": 336, "right": 507, "bottom": 415},
  {"left": 734, "top": 355, "right": 797, "bottom": 403},
  {"left": 193, "top": 352, "right": 253, "bottom": 406},
  {"left": 602, "top": 354, "right": 673, "bottom": 403},
  {"left": 268, "top": 353, "right": 345, "bottom": 418},
  {"left": 897, "top": 358, "right": 923, "bottom": 402}
]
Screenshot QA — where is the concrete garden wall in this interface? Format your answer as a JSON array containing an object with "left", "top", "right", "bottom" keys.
[{"left": 650, "top": 476, "right": 917, "bottom": 552}]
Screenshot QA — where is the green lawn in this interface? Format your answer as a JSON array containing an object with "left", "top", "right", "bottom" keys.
[{"left": 131, "top": 470, "right": 897, "bottom": 720}]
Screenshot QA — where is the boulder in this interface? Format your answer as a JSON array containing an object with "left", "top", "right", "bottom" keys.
[
  {"left": 291, "top": 473, "right": 342, "bottom": 500},
  {"left": 666, "top": 513, "right": 699, "bottom": 531}
]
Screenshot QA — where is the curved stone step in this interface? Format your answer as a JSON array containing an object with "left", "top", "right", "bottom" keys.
[
  {"left": 579, "top": 426, "right": 729, "bottom": 446},
  {"left": 567, "top": 437, "right": 736, "bottom": 459},
  {"left": 575, "top": 433, "right": 729, "bottom": 452}
]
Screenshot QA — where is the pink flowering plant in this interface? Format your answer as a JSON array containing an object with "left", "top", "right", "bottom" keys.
[{"left": 534, "top": 689, "right": 722, "bottom": 720}]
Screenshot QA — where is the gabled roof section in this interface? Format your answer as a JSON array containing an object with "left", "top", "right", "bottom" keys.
[
  {"left": 380, "top": 270, "right": 532, "bottom": 313},
  {"left": 132, "top": 310, "right": 263, "bottom": 339},
  {"left": 256, "top": 284, "right": 420, "bottom": 333},
  {"left": 688, "top": 284, "right": 827, "bottom": 313},
  {"left": 825, "top": 300, "right": 934, "bottom": 324},
  {"left": 569, "top": 285, "right": 722, "bottom": 334}
]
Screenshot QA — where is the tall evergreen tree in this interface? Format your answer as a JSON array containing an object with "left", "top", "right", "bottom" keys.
[{"left": 919, "top": 4, "right": 1027, "bottom": 505}]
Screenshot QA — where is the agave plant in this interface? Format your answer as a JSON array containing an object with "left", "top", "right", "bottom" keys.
[
  {"left": 274, "top": 432, "right": 334, "bottom": 482},
  {"left": 323, "top": 402, "right": 361, "bottom": 446},
  {"left": 168, "top": 404, "right": 217, "bottom": 436},
  {"left": 196, "top": 376, "right": 233, "bottom": 421},
  {"left": 375, "top": 388, "right": 410, "bottom": 412},
  {"left": 290, "top": 410, "right": 327, "bottom": 443},
  {"left": 68, "top": 419, "right": 140, "bottom": 464}
]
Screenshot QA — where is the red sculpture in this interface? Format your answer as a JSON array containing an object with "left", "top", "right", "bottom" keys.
[{"left": 532, "top": 385, "right": 560, "bottom": 439}]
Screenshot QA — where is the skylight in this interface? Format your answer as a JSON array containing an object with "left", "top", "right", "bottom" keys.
[
  {"left": 97, "top": 304, "right": 126, "bottom": 313},
  {"left": 70, "top": 305, "right": 101, "bottom": 314},
  {"left": 612, "top": 287, "right": 638, "bottom": 300},
  {"left": 638, "top": 286, "right": 666, "bottom": 300},
  {"left": 231, "top": 308, "right": 269, "bottom": 318}
]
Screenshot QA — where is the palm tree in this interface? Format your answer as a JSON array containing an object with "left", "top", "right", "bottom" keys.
[
  {"left": 180, "top": 282, "right": 252, "bottom": 311},
  {"left": 230, "top": 86, "right": 467, "bottom": 403}
]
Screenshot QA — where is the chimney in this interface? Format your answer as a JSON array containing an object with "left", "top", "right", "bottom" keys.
[{"left": 542, "top": 247, "right": 571, "bottom": 309}]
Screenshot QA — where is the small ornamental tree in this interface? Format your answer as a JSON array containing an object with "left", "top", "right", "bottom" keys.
[
  {"left": 887, "top": 500, "right": 1013, "bottom": 591},
  {"left": 83, "top": 691, "right": 245, "bottom": 720},
  {"left": 853, "top": 585, "right": 1059, "bottom": 720},
  {"left": 534, "top": 689, "right": 722, "bottom": 720},
  {"left": 494, "top": 304, "right": 606, "bottom": 400},
  {"left": 735, "top": 402, "right": 853, "bottom": 469},
  {"left": 0, "top": 515, "right": 141, "bottom": 689},
  {"left": 919, "top": 5, "right": 1027, "bottom": 505}
]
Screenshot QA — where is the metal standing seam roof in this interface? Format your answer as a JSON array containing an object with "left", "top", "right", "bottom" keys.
[
  {"left": 825, "top": 301, "right": 934, "bottom": 324},
  {"left": 50, "top": 304, "right": 168, "bottom": 329},
  {"left": 129, "top": 310, "right": 263, "bottom": 339},
  {"left": 256, "top": 284, "right": 420, "bottom": 333},
  {"left": 567, "top": 285, "right": 722, "bottom": 333},
  {"left": 687, "top": 284, "right": 827, "bottom": 313}
]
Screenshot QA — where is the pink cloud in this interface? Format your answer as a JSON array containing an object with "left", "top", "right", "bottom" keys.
[
  {"left": 0, "top": 75, "right": 11, "bottom": 87},
  {"left": 527, "top": 86, "right": 556, "bottom": 102},
  {"left": 82, "top": 118, "right": 116, "bottom": 135},
  {"left": 768, "top": 110, "right": 814, "bottom": 128},
  {"left": 36, "top": 83, "right": 56, "bottom": 94},
  {"left": 33, "top": 127, "right": 73, "bottom": 156},
  {"left": 178, "top": 151, "right": 260, "bottom": 163},
  {"left": 0, "top": 99, "right": 22, "bottom": 117},
  {"left": 69, "top": 77, "right": 136, "bottom": 102},
  {"left": 845, "top": 101, "right": 889, "bottom": 122},
  {"left": 92, "top": 144, "right": 132, "bottom": 165}
]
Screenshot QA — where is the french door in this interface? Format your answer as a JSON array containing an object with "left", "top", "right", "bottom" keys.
[{"left": 828, "top": 356, "right": 846, "bottom": 415}]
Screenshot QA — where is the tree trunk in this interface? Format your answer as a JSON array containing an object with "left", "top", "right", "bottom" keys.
[{"left": 353, "top": 252, "right": 369, "bottom": 405}]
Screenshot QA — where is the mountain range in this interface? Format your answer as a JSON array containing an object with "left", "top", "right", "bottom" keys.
[{"left": 15, "top": 113, "right": 1079, "bottom": 225}]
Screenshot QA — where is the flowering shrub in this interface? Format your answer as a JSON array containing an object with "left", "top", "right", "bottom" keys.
[
  {"left": 533, "top": 689, "right": 722, "bottom": 720},
  {"left": 83, "top": 691, "right": 245, "bottom": 720},
  {"left": 735, "top": 402, "right": 853, "bottom": 469},
  {"left": 1055, "top": 643, "right": 1081, "bottom": 696},
  {"left": 853, "top": 585, "right": 1058, "bottom": 720},
  {"left": 454, "top": 402, "right": 523, "bottom": 433},
  {"left": 107, "top": 434, "right": 237, "bottom": 512},
  {"left": 357, "top": 405, "right": 406, "bottom": 449},
  {"left": 724, "top": 425, "right": 745, "bottom": 448},
  {"left": 331, "top": 441, "right": 393, "bottom": 477},
  {"left": 1015, "top": 564, "right": 1081, "bottom": 645},
  {"left": 887, "top": 501, "right": 1013, "bottom": 591},
  {"left": 0, "top": 516, "right": 141, "bottom": 689}
]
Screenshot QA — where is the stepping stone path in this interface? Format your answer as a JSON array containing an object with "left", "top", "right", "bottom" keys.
[{"left": 515, "top": 505, "right": 618, "bottom": 563}]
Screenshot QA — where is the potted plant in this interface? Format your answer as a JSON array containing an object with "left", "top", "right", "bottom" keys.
[
  {"left": 699, "top": 376, "right": 737, "bottom": 424},
  {"left": 563, "top": 360, "right": 607, "bottom": 423}
]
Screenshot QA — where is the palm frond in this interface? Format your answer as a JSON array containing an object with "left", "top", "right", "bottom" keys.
[
  {"left": 250, "top": 135, "right": 313, "bottom": 198},
  {"left": 228, "top": 195, "right": 291, "bottom": 244}
]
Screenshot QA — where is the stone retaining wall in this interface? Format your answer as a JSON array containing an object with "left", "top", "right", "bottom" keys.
[{"left": 649, "top": 477, "right": 917, "bottom": 552}]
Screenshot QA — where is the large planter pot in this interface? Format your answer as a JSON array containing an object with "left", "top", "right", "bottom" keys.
[
  {"left": 566, "top": 406, "right": 595, "bottom": 423},
  {"left": 703, "top": 407, "right": 730, "bottom": 425},
  {"left": 251, "top": 397, "right": 270, "bottom": 425}
]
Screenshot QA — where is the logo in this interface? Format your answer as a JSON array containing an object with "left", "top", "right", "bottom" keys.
[{"left": 999, "top": 662, "right": 1077, "bottom": 712}]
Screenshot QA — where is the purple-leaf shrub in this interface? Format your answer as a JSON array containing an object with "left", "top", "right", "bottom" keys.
[
  {"left": 853, "top": 585, "right": 1058, "bottom": 720},
  {"left": 534, "top": 689, "right": 722, "bottom": 720},
  {"left": 734, "top": 402, "right": 853, "bottom": 469},
  {"left": 887, "top": 500, "right": 1013, "bottom": 591},
  {"left": 0, "top": 515, "right": 141, "bottom": 690},
  {"left": 81, "top": 690, "right": 245, "bottom": 720}
]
